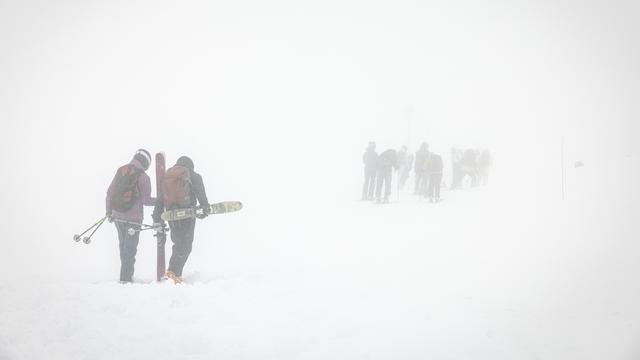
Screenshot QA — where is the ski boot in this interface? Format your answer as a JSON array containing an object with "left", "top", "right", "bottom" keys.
[{"left": 166, "top": 271, "right": 183, "bottom": 284}]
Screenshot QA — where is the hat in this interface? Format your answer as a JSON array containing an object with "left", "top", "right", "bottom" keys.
[
  {"left": 176, "top": 156, "right": 194, "bottom": 171},
  {"left": 133, "top": 149, "right": 152, "bottom": 170}
]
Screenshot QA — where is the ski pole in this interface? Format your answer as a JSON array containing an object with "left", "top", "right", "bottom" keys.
[
  {"left": 73, "top": 216, "right": 107, "bottom": 242},
  {"left": 80, "top": 217, "right": 107, "bottom": 244},
  {"left": 113, "top": 219, "right": 165, "bottom": 236},
  {"left": 113, "top": 219, "right": 155, "bottom": 228},
  {"left": 127, "top": 226, "right": 160, "bottom": 235}
]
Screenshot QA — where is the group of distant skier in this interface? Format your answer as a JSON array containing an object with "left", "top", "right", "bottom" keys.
[{"left": 361, "top": 142, "right": 492, "bottom": 204}]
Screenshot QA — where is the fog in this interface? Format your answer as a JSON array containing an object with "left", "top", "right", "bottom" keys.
[{"left": 1, "top": 0, "right": 639, "bottom": 358}]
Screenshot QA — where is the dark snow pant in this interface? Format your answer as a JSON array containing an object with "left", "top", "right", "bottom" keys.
[
  {"left": 115, "top": 221, "right": 140, "bottom": 282},
  {"left": 168, "top": 217, "right": 196, "bottom": 277},
  {"left": 421, "top": 171, "right": 431, "bottom": 196},
  {"left": 428, "top": 172, "right": 443, "bottom": 200},
  {"left": 415, "top": 171, "right": 428, "bottom": 194},
  {"left": 375, "top": 169, "right": 392, "bottom": 201},
  {"left": 362, "top": 168, "right": 377, "bottom": 199}
]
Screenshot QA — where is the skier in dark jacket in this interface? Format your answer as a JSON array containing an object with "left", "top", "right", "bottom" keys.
[
  {"left": 458, "top": 148, "right": 479, "bottom": 188},
  {"left": 152, "top": 156, "right": 210, "bottom": 284},
  {"left": 106, "top": 149, "right": 156, "bottom": 283},
  {"left": 375, "top": 149, "right": 398, "bottom": 203},
  {"left": 361, "top": 142, "right": 378, "bottom": 200},
  {"left": 427, "top": 152, "right": 443, "bottom": 202},
  {"left": 414, "top": 142, "right": 429, "bottom": 195}
]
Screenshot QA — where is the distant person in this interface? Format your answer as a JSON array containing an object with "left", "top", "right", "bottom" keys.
[
  {"left": 427, "top": 152, "right": 443, "bottom": 202},
  {"left": 105, "top": 149, "right": 156, "bottom": 283},
  {"left": 477, "top": 149, "right": 492, "bottom": 186},
  {"left": 396, "top": 145, "right": 413, "bottom": 189},
  {"left": 361, "top": 141, "right": 378, "bottom": 201},
  {"left": 153, "top": 156, "right": 210, "bottom": 284},
  {"left": 375, "top": 149, "right": 398, "bottom": 204},
  {"left": 414, "top": 142, "right": 430, "bottom": 195},
  {"left": 458, "top": 148, "right": 479, "bottom": 188},
  {"left": 421, "top": 150, "right": 433, "bottom": 195}
]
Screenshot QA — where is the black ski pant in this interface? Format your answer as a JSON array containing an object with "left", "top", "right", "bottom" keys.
[
  {"left": 375, "top": 169, "right": 392, "bottom": 201},
  {"left": 115, "top": 221, "right": 140, "bottom": 282},
  {"left": 168, "top": 217, "right": 196, "bottom": 277},
  {"left": 421, "top": 171, "right": 431, "bottom": 196},
  {"left": 428, "top": 172, "right": 443, "bottom": 200},
  {"left": 415, "top": 171, "right": 428, "bottom": 194},
  {"left": 362, "top": 168, "right": 377, "bottom": 199}
]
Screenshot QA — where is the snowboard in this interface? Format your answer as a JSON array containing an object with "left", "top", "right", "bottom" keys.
[
  {"left": 160, "top": 201, "right": 243, "bottom": 221},
  {"left": 154, "top": 152, "right": 167, "bottom": 282}
]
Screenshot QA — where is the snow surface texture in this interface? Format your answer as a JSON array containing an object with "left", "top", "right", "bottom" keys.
[
  {"left": 2, "top": 161, "right": 640, "bottom": 360},
  {"left": 2, "top": 0, "right": 640, "bottom": 359}
]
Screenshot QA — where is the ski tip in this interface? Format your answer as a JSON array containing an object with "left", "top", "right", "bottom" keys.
[
  {"left": 215, "top": 201, "right": 243, "bottom": 214},
  {"left": 232, "top": 201, "right": 243, "bottom": 211},
  {"left": 220, "top": 201, "right": 243, "bottom": 210}
]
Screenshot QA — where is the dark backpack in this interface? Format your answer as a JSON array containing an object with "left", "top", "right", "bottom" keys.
[
  {"left": 109, "top": 164, "right": 142, "bottom": 212},
  {"left": 162, "top": 165, "right": 192, "bottom": 208}
]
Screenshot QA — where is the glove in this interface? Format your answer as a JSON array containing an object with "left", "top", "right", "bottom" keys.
[
  {"left": 196, "top": 206, "right": 210, "bottom": 219},
  {"left": 106, "top": 211, "right": 114, "bottom": 223}
]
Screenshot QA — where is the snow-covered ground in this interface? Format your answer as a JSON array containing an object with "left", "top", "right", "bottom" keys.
[{"left": 2, "top": 156, "right": 639, "bottom": 360}]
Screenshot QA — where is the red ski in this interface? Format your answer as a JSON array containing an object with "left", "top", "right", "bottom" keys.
[{"left": 154, "top": 152, "right": 167, "bottom": 281}]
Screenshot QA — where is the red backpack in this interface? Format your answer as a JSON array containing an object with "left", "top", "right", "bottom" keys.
[
  {"left": 162, "top": 165, "right": 192, "bottom": 208},
  {"left": 108, "top": 164, "right": 142, "bottom": 212}
]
